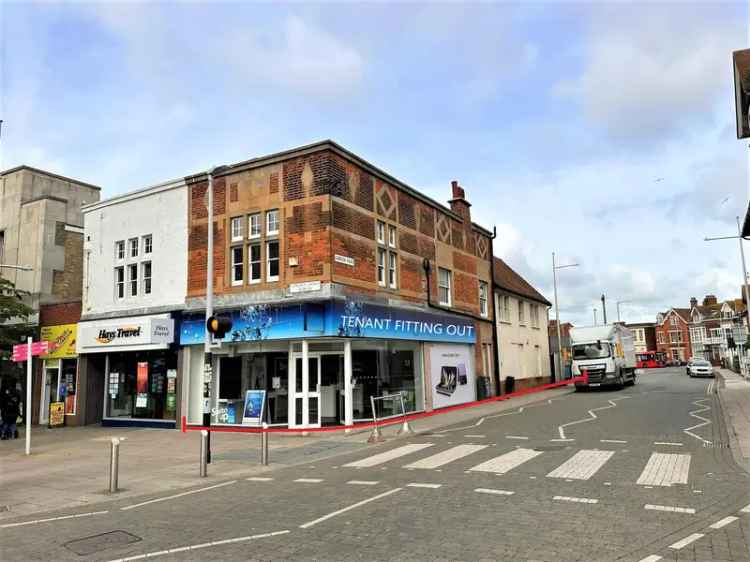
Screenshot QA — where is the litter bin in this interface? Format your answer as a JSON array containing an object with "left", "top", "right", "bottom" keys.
[
  {"left": 476, "top": 377, "right": 489, "bottom": 400},
  {"left": 504, "top": 376, "right": 515, "bottom": 395}
]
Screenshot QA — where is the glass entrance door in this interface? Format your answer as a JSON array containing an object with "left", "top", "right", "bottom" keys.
[
  {"left": 291, "top": 355, "right": 321, "bottom": 428},
  {"left": 39, "top": 367, "right": 60, "bottom": 425}
]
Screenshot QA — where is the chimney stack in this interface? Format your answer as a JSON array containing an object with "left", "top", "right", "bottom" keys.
[
  {"left": 703, "top": 295, "right": 718, "bottom": 306},
  {"left": 449, "top": 180, "right": 471, "bottom": 222},
  {"left": 690, "top": 297, "right": 697, "bottom": 308}
]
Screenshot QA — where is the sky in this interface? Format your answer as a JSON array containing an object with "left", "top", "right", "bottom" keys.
[{"left": 0, "top": 1, "right": 748, "bottom": 327}]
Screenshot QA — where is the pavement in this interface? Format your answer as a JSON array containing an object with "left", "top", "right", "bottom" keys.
[
  {"left": 2, "top": 368, "right": 749, "bottom": 561},
  {"left": 716, "top": 367, "right": 750, "bottom": 473}
]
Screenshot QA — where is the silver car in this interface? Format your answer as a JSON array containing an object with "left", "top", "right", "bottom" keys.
[{"left": 687, "top": 359, "right": 714, "bottom": 378}]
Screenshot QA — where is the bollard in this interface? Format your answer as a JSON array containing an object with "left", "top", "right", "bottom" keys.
[
  {"left": 109, "top": 438, "right": 120, "bottom": 494},
  {"left": 397, "top": 393, "right": 413, "bottom": 435},
  {"left": 200, "top": 430, "right": 208, "bottom": 477},
  {"left": 261, "top": 423, "right": 269, "bottom": 466}
]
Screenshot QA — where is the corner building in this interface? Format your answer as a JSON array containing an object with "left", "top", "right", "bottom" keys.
[{"left": 183, "top": 141, "right": 495, "bottom": 429}]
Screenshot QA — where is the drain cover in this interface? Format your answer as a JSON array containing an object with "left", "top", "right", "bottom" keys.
[{"left": 64, "top": 531, "right": 141, "bottom": 556}]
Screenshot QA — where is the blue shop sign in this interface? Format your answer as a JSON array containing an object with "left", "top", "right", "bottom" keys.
[{"left": 180, "top": 300, "right": 476, "bottom": 345}]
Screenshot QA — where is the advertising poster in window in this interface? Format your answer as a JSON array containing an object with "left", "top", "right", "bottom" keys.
[
  {"left": 48, "top": 401, "right": 65, "bottom": 428},
  {"left": 242, "top": 390, "right": 266, "bottom": 425},
  {"left": 137, "top": 362, "right": 148, "bottom": 393},
  {"left": 429, "top": 344, "right": 475, "bottom": 409}
]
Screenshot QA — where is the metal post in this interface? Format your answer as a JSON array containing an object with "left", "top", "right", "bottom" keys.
[
  {"left": 200, "top": 430, "right": 208, "bottom": 477},
  {"left": 203, "top": 168, "right": 215, "bottom": 463},
  {"left": 109, "top": 437, "right": 120, "bottom": 493},
  {"left": 601, "top": 294, "right": 607, "bottom": 325},
  {"left": 25, "top": 336, "right": 32, "bottom": 456},
  {"left": 617, "top": 302, "right": 621, "bottom": 323},
  {"left": 552, "top": 252, "right": 562, "bottom": 383},
  {"left": 593, "top": 308, "right": 598, "bottom": 325},
  {"left": 397, "top": 393, "right": 413, "bottom": 435},
  {"left": 736, "top": 216, "right": 750, "bottom": 378},
  {"left": 261, "top": 423, "right": 269, "bottom": 466},
  {"left": 367, "top": 396, "right": 383, "bottom": 443}
]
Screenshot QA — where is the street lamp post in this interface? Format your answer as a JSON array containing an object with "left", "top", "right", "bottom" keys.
[
  {"left": 552, "top": 252, "right": 579, "bottom": 382},
  {"left": 616, "top": 300, "right": 632, "bottom": 323}
]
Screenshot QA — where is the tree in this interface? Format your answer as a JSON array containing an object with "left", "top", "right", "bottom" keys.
[{"left": 0, "top": 277, "right": 35, "bottom": 382}]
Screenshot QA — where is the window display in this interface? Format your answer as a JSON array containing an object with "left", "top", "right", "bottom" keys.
[{"left": 106, "top": 350, "right": 177, "bottom": 420}]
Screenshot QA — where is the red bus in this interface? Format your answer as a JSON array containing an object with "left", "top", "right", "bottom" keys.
[{"left": 636, "top": 351, "right": 667, "bottom": 369}]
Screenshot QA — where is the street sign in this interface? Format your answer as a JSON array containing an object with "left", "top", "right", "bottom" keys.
[{"left": 12, "top": 341, "right": 49, "bottom": 362}]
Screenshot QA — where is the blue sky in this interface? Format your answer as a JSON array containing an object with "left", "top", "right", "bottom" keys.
[{"left": 1, "top": 2, "right": 748, "bottom": 326}]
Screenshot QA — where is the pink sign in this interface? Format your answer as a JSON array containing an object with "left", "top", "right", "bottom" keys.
[{"left": 12, "top": 341, "right": 50, "bottom": 362}]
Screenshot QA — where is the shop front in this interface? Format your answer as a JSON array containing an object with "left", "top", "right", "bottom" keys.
[
  {"left": 182, "top": 299, "right": 478, "bottom": 429},
  {"left": 38, "top": 323, "right": 79, "bottom": 426},
  {"left": 77, "top": 314, "right": 178, "bottom": 428}
]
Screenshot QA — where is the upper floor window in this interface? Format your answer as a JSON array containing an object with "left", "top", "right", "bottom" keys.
[
  {"left": 530, "top": 304, "right": 539, "bottom": 328},
  {"left": 142, "top": 235, "right": 152, "bottom": 255},
  {"left": 670, "top": 315, "right": 678, "bottom": 326},
  {"left": 376, "top": 221, "right": 385, "bottom": 245},
  {"left": 479, "top": 281, "right": 488, "bottom": 317},
  {"left": 501, "top": 295, "right": 510, "bottom": 322},
  {"left": 377, "top": 248, "right": 386, "bottom": 287},
  {"left": 248, "top": 243, "right": 261, "bottom": 284},
  {"left": 267, "top": 240, "right": 280, "bottom": 282},
  {"left": 230, "top": 217, "right": 243, "bottom": 242},
  {"left": 438, "top": 267, "right": 452, "bottom": 306},
  {"left": 657, "top": 331, "right": 665, "bottom": 344},
  {"left": 142, "top": 261, "right": 152, "bottom": 295},
  {"left": 231, "top": 246, "right": 244, "bottom": 286},
  {"left": 266, "top": 209, "right": 279, "bottom": 236},
  {"left": 518, "top": 300, "right": 525, "bottom": 325},
  {"left": 115, "top": 240, "right": 125, "bottom": 261},
  {"left": 128, "top": 263, "right": 138, "bottom": 296},
  {"left": 388, "top": 251, "right": 397, "bottom": 289},
  {"left": 129, "top": 238, "right": 139, "bottom": 258},
  {"left": 388, "top": 225, "right": 397, "bottom": 248},
  {"left": 248, "top": 213, "right": 261, "bottom": 239},
  {"left": 114, "top": 266, "right": 125, "bottom": 299}
]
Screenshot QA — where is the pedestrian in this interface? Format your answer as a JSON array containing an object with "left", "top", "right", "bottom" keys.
[{"left": 0, "top": 384, "right": 21, "bottom": 440}]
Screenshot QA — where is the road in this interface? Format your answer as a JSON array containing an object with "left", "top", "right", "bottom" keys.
[{"left": 2, "top": 367, "right": 749, "bottom": 562}]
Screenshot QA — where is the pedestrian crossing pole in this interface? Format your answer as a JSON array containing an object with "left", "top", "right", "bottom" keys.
[{"left": 25, "top": 336, "right": 32, "bottom": 456}]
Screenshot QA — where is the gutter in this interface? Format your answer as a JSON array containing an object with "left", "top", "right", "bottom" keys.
[{"left": 488, "top": 227, "right": 501, "bottom": 396}]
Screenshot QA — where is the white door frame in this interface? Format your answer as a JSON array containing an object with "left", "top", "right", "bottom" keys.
[
  {"left": 290, "top": 349, "right": 322, "bottom": 429},
  {"left": 39, "top": 362, "right": 61, "bottom": 425}
]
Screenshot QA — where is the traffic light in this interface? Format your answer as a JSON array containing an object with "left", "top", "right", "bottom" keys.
[{"left": 206, "top": 315, "right": 232, "bottom": 339}]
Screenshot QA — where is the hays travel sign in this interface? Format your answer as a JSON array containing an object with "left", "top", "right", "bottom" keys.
[
  {"left": 78, "top": 317, "right": 175, "bottom": 353},
  {"left": 180, "top": 300, "right": 476, "bottom": 345}
]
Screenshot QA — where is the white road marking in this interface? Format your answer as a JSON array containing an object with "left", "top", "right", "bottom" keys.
[
  {"left": 347, "top": 480, "right": 379, "bottom": 486},
  {"left": 469, "top": 448, "right": 542, "bottom": 474},
  {"left": 403, "top": 444, "right": 487, "bottom": 469},
  {"left": 0, "top": 510, "right": 109, "bottom": 528},
  {"left": 506, "top": 435, "right": 529, "bottom": 440},
  {"left": 557, "top": 396, "right": 631, "bottom": 439},
  {"left": 406, "top": 483, "right": 442, "bottom": 489},
  {"left": 299, "top": 488, "right": 402, "bottom": 529},
  {"left": 294, "top": 478, "right": 323, "bottom": 483},
  {"left": 669, "top": 533, "right": 704, "bottom": 549},
  {"left": 637, "top": 556, "right": 662, "bottom": 562},
  {"left": 105, "top": 530, "right": 290, "bottom": 561},
  {"left": 709, "top": 516, "right": 738, "bottom": 529},
  {"left": 654, "top": 442, "right": 683, "bottom": 446},
  {"left": 121, "top": 480, "right": 237, "bottom": 511},
  {"left": 550, "top": 438, "right": 575, "bottom": 442},
  {"left": 644, "top": 504, "right": 695, "bottom": 514},
  {"left": 246, "top": 477, "right": 274, "bottom": 482},
  {"left": 464, "top": 434, "right": 486, "bottom": 438},
  {"left": 636, "top": 453, "right": 690, "bottom": 487},
  {"left": 684, "top": 398, "right": 712, "bottom": 445},
  {"left": 741, "top": 503, "right": 750, "bottom": 513},
  {"left": 475, "top": 488, "right": 514, "bottom": 496},
  {"left": 475, "top": 417, "right": 485, "bottom": 426},
  {"left": 343, "top": 443, "right": 434, "bottom": 468},
  {"left": 553, "top": 495, "right": 598, "bottom": 504},
  {"left": 547, "top": 449, "right": 615, "bottom": 480},
  {"left": 600, "top": 439, "right": 627, "bottom": 444}
]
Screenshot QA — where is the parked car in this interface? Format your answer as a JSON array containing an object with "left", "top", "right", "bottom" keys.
[{"left": 687, "top": 359, "right": 714, "bottom": 378}]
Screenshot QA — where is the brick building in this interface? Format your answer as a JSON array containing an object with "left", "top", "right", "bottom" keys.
[
  {"left": 655, "top": 308, "right": 692, "bottom": 363},
  {"left": 180, "top": 141, "right": 496, "bottom": 428}
]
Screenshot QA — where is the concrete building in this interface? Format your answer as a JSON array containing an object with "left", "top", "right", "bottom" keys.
[
  {"left": 0, "top": 166, "right": 100, "bottom": 318},
  {"left": 492, "top": 257, "right": 551, "bottom": 392}
]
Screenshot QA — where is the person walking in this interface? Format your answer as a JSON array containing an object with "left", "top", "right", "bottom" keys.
[{"left": 0, "top": 384, "right": 21, "bottom": 440}]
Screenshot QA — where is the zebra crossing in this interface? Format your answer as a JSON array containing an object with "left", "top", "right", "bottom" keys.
[{"left": 342, "top": 442, "right": 695, "bottom": 487}]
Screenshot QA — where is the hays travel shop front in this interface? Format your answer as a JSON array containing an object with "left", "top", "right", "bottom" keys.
[
  {"left": 77, "top": 314, "right": 179, "bottom": 428},
  {"left": 182, "top": 299, "right": 483, "bottom": 430}
]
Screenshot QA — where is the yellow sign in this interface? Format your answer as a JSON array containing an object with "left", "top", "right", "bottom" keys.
[
  {"left": 41, "top": 324, "right": 78, "bottom": 359},
  {"left": 48, "top": 401, "right": 65, "bottom": 428}
]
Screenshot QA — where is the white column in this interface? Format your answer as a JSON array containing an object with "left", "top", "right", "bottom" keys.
[
  {"left": 344, "top": 340, "right": 353, "bottom": 428},
  {"left": 288, "top": 341, "right": 295, "bottom": 427},
  {"left": 301, "top": 340, "right": 309, "bottom": 427}
]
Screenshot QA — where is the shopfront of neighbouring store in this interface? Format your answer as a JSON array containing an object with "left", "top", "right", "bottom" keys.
[
  {"left": 182, "top": 299, "right": 481, "bottom": 430},
  {"left": 77, "top": 314, "right": 179, "bottom": 428},
  {"left": 38, "top": 323, "right": 80, "bottom": 426}
]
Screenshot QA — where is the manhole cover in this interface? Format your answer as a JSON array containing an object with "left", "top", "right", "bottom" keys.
[
  {"left": 534, "top": 445, "right": 566, "bottom": 451},
  {"left": 64, "top": 530, "right": 141, "bottom": 556}
]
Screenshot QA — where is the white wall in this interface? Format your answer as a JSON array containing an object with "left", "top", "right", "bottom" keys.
[{"left": 82, "top": 180, "right": 187, "bottom": 316}]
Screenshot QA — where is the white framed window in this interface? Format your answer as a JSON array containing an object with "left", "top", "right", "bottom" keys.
[
  {"left": 129, "top": 238, "right": 139, "bottom": 258},
  {"left": 114, "top": 266, "right": 125, "bottom": 299},
  {"left": 142, "top": 261, "right": 152, "bottom": 295},
  {"left": 249, "top": 243, "right": 261, "bottom": 284},
  {"left": 230, "top": 217, "right": 243, "bottom": 242},
  {"left": 388, "top": 251, "right": 397, "bottom": 289},
  {"left": 657, "top": 331, "right": 665, "bottom": 344},
  {"left": 377, "top": 221, "right": 385, "bottom": 244},
  {"left": 142, "top": 234, "right": 152, "bottom": 255},
  {"left": 438, "top": 267, "right": 451, "bottom": 306},
  {"left": 518, "top": 300, "right": 525, "bottom": 325},
  {"left": 128, "top": 263, "right": 138, "bottom": 296},
  {"left": 530, "top": 304, "right": 538, "bottom": 328},
  {"left": 231, "top": 246, "right": 244, "bottom": 286},
  {"left": 266, "top": 240, "right": 280, "bottom": 282},
  {"left": 248, "top": 213, "right": 261, "bottom": 239},
  {"left": 388, "top": 225, "right": 396, "bottom": 248},
  {"left": 479, "top": 281, "right": 488, "bottom": 317},
  {"left": 502, "top": 295, "right": 510, "bottom": 322},
  {"left": 670, "top": 315, "right": 678, "bottom": 326},
  {"left": 115, "top": 240, "right": 125, "bottom": 261},
  {"left": 377, "top": 248, "right": 386, "bottom": 286},
  {"left": 266, "top": 209, "right": 280, "bottom": 236}
]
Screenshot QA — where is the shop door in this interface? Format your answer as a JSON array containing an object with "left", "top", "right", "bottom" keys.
[
  {"left": 291, "top": 355, "right": 321, "bottom": 428},
  {"left": 39, "top": 367, "right": 59, "bottom": 425}
]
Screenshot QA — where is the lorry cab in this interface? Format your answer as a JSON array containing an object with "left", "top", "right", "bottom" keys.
[{"left": 570, "top": 325, "right": 637, "bottom": 389}]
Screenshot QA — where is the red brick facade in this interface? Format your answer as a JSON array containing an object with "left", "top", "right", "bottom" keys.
[{"left": 655, "top": 309, "right": 692, "bottom": 363}]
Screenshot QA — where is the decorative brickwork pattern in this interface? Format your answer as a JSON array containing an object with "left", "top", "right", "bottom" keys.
[
  {"left": 398, "top": 191, "right": 417, "bottom": 230},
  {"left": 399, "top": 232, "right": 419, "bottom": 255},
  {"left": 451, "top": 222, "right": 465, "bottom": 251},
  {"left": 475, "top": 233, "right": 489, "bottom": 259},
  {"left": 418, "top": 237, "right": 436, "bottom": 261},
  {"left": 286, "top": 203, "right": 330, "bottom": 235},
  {"left": 436, "top": 214, "right": 451, "bottom": 243},
  {"left": 375, "top": 182, "right": 397, "bottom": 220},
  {"left": 191, "top": 183, "right": 207, "bottom": 220},
  {"left": 269, "top": 172, "right": 279, "bottom": 194},
  {"left": 230, "top": 183, "right": 238, "bottom": 203},
  {"left": 454, "top": 271, "right": 479, "bottom": 307},
  {"left": 418, "top": 205, "right": 435, "bottom": 237},
  {"left": 400, "top": 255, "right": 423, "bottom": 294},
  {"left": 453, "top": 251, "right": 478, "bottom": 275},
  {"left": 332, "top": 233, "right": 375, "bottom": 282},
  {"left": 332, "top": 200, "right": 375, "bottom": 240}
]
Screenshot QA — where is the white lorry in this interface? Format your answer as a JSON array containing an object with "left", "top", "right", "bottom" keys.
[{"left": 570, "top": 324, "right": 637, "bottom": 390}]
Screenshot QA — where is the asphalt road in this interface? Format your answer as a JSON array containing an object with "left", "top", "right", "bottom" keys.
[{"left": 2, "top": 368, "right": 749, "bottom": 562}]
